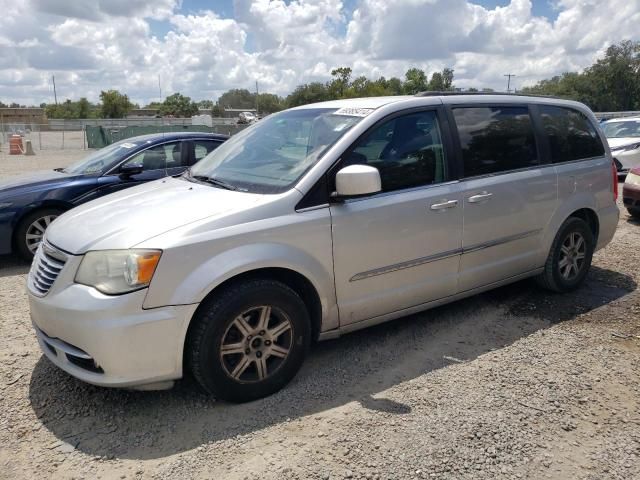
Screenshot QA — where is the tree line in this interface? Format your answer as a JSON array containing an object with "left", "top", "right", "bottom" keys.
[
  {"left": 2, "top": 66, "right": 458, "bottom": 119},
  {"left": 3, "top": 40, "right": 638, "bottom": 119},
  {"left": 520, "top": 40, "right": 640, "bottom": 111}
]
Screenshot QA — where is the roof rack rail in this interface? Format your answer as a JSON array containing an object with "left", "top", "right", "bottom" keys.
[{"left": 414, "top": 91, "right": 562, "bottom": 99}]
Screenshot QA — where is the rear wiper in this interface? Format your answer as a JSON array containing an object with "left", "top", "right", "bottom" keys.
[
  {"left": 191, "top": 175, "right": 240, "bottom": 191},
  {"left": 53, "top": 167, "right": 66, "bottom": 173}
]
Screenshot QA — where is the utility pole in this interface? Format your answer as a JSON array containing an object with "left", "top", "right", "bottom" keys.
[
  {"left": 255, "top": 80, "right": 259, "bottom": 116},
  {"left": 504, "top": 74, "right": 516, "bottom": 93},
  {"left": 52, "top": 75, "right": 58, "bottom": 105},
  {"left": 158, "top": 75, "right": 162, "bottom": 102}
]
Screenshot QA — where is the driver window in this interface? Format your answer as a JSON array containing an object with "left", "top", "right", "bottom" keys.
[
  {"left": 122, "top": 142, "right": 182, "bottom": 171},
  {"left": 345, "top": 111, "right": 446, "bottom": 192}
]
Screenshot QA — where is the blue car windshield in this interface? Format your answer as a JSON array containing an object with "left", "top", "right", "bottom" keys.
[
  {"left": 63, "top": 140, "right": 141, "bottom": 175},
  {"left": 189, "top": 108, "right": 365, "bottom": 193}
]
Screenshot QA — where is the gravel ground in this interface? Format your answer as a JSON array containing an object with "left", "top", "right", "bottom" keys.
[{"left": 0, "top": 154, "right": 638, "bottom": 479}]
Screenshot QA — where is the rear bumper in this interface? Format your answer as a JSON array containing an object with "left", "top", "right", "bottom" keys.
[
  {"left": 596, "top": 204, "right": 620, "bottom": 251},
  {"left": 623, "top": 183, "right": 640, "bottom": 210},
  {"left": 29, "top": 284, "right": 198, "bottom": 388}
]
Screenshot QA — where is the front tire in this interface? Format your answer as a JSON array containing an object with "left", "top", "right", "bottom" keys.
[
  {"left": 536, "top": 217, "right": 595, "bottom": 293},
  {"left": 627, "top": 208, "right": 640, "bottom": 219},
  {"left": 187, "top": 279, "right": 311, "bottom": 402},
  {"left": 14, "top": 208, "right": 64, "bottom": 260}
]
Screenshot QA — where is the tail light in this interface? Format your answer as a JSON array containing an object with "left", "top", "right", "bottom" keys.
[{"left": 612, "top": 160, "right": 618, "bottom": 201}]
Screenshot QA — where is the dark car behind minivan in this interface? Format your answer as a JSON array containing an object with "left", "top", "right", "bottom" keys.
[{"left": 0, "top": 132, "right": 227, "bottom": 259}]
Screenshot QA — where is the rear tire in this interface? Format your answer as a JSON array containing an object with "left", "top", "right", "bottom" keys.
[
  {"left": 536, "top": 217, "right": 595, "bottom": 293},
  {"left": 14, "top": 208, "right": 64, "bottom": 261},
  {"left": 187, "top": 279, "right": 311, "bottom": 403},
  {"left": 627, "top": 208, "right": 640, "bottom": 219}
]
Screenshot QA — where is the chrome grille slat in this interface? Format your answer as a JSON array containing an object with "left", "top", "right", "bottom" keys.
[
  {"left": 28, "top": 242, "right": 68, "bottom": 296},
  {"left": 40, "top": 256, "right": 64, "bottom": 270}
]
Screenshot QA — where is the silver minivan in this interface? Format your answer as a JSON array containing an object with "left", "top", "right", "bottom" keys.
[{"left": 28, "top": 94, "right": 619, "bottom": 402}]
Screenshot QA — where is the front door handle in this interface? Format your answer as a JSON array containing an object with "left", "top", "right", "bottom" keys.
[
  {"left": 430, "top": 199, "right": 458, "bottom": 211},
  {"left": 467, "top": 192, "right": 493, "bottom": 203}
]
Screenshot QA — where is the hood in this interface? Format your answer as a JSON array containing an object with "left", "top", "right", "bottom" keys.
[
  {"left": 0, "top": 169, "right": 71, "bottom": 193},
  {"left": 607, "top": 137, "right": 640, "bottom": 150},
  {"left": 46, "top": 177, "right": 279, "bottom": 254}
]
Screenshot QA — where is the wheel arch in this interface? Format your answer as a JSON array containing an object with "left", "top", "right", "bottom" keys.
[
  {"left": 181, "top": 267, "right": 324, "bottom": 375},
  {"left": 11, "top": 201, "right": 73, "bottom": 248},
  {"left": 568, "top": 207, "right": 599, "bottom": 242}
]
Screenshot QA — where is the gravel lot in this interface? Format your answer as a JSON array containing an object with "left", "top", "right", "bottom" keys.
[{"left": 0, "top": 153, "right": 638, "bottom": 480}]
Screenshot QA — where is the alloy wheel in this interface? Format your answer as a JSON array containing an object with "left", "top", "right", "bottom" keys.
[
  {"left": 219, "top": 305, "right": 293, "bottom": 383},
  {"left": 558, "top": 231, "right": 586, "bottom": 281},
  {"left": 25, "top": 214, "right": 58, "bottom": 255}
]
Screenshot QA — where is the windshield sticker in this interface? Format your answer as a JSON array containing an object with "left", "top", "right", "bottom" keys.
[
  {"left": 120, "top": 142, "right": 137, "bottom": 149},
  {"left": 333, "top": 107, "right": 375, "bottom": 117}
]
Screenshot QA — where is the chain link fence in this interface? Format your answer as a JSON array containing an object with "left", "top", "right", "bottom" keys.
[{"left": 0, "top": 118, "right": 248, "bottom": 152}]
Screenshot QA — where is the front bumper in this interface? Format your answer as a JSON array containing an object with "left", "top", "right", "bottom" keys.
[
  {"left": 623, "top": 182, "right": 640, "bottom": 211},
  {"left": 29, "top": 281, "right": 198, "bottom": 389}
]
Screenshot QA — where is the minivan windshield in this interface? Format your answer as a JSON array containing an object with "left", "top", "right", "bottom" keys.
[
  {"left": 602, "top": 120, "right": 640, "bottom": 139},
  {"left": 62, "top": 140, "right": 140, "bottom": 175},
  {"left": 189, "top": 108, "right": 365, "bottom": 193}
]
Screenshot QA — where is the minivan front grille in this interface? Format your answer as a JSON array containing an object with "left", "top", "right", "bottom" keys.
[{"left": 29, "top": 242, "right": 67, "bottom": 296}]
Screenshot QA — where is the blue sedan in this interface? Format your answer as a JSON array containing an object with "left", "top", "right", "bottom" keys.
[{"left": 0, "top": 132, "right": 227, "bottom": 259}]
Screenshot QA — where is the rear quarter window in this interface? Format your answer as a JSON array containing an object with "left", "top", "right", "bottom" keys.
[{"left": 539, "top": 105, "right": 605, "bottom": 163}]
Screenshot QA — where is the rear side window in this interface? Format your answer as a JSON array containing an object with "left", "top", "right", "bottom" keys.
[
  {"left": 194, "top": 140, "right": 222, "bottom": 163},
  {"left": 453, "top": 106, "right": 539, "bottom": 177},
  {"left": 539, "top": 106, "right": 605, "bottom": 163}
]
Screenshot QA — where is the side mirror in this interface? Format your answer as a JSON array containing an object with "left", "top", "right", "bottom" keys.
[
  {"left": 334, "top": 164, "right": 381, "bottom": 198},
  {"left": 119, "top": 163, "right": 143, "bottom": 177}
]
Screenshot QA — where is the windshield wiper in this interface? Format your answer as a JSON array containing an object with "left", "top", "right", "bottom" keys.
[{"left": 190, "top": 174, "right": 240, "bottom": 191}]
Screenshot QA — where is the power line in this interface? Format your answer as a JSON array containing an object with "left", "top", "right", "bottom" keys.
[{"left": 504, "top": 74, "right": 516, "bottom": 93}]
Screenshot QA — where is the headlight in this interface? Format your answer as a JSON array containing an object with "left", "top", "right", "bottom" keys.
[
  {"left": 626, "top": 172, "right": 640, "bottom": 186},
  {"left": 75, "top": 249, "right": 162, "bottom": 294}
]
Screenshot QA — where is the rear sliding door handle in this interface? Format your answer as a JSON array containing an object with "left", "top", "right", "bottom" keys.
[
  {"left": 430, "top": 199, "right": 458, "bottom": 211},
  {"left": 467, "top": 192, "right": 493, "bottom": 203}
]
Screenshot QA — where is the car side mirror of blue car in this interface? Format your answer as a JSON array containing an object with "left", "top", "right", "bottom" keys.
[{"left": 119, "top": 163, "right": 144, "bottom": 177}]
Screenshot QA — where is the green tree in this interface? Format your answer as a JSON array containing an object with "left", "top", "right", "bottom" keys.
[
  {"left": 100, "top": 90, "right": 133, "bottom": 118},
  {"left": 256, "top": 93, "right": 285, "bottom": 114},
  {"left": 77, "top": 97, "right": 91, "bottom": 118},
  {"left": 159, "top": 93, "right": 199, "bottom": 117},
  {"left": 197, "top": 100, "right": 214, "bottom": 109},
  {"left": 329, "top": 67, "right": 352, "bottom": 97},
  {"left": 521, "top": 40, "right": 640, "bottom": 111},
  {"left": 286, "top": 82, "right": 331, "bottom": 107},
  {"left": 403, "top": 68, "right": 428, "bottom": 94},
  {"left": 218, "top": 89, "right": 256, "bottom": 109}
]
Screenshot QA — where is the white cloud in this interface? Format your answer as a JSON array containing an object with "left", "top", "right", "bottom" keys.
[{"left": 0, "top": 0, "right": 639, "bottom": 106}]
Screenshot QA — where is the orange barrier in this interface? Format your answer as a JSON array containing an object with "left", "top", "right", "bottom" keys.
[{"left": 9, "top": 135, "right": 23, "bottom": 155}]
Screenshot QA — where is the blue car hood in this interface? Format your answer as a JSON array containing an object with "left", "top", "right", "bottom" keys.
[{"left": 0, "top": 170, "right": 72, "bottom": 192}]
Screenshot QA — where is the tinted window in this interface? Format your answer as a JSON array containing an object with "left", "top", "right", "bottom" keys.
[
  {"left": 346, "top": 111, "right": 447, "bottom": 192},
  {"left": 453, "top": 106, "right": 539, "bottom": 177},
  {"left": 194, "top": 140, "right": 222, "bottom": 163},
  {"left": 540, "top": 106, "right": 605, "bottom": 162},
  {"left": 123, "top": 142, "right": 182, "bottom": 171}
]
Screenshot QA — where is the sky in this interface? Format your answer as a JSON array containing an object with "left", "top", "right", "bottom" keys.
[{"left": 1, "top": 0, "right": 639, "bottom": 106}]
